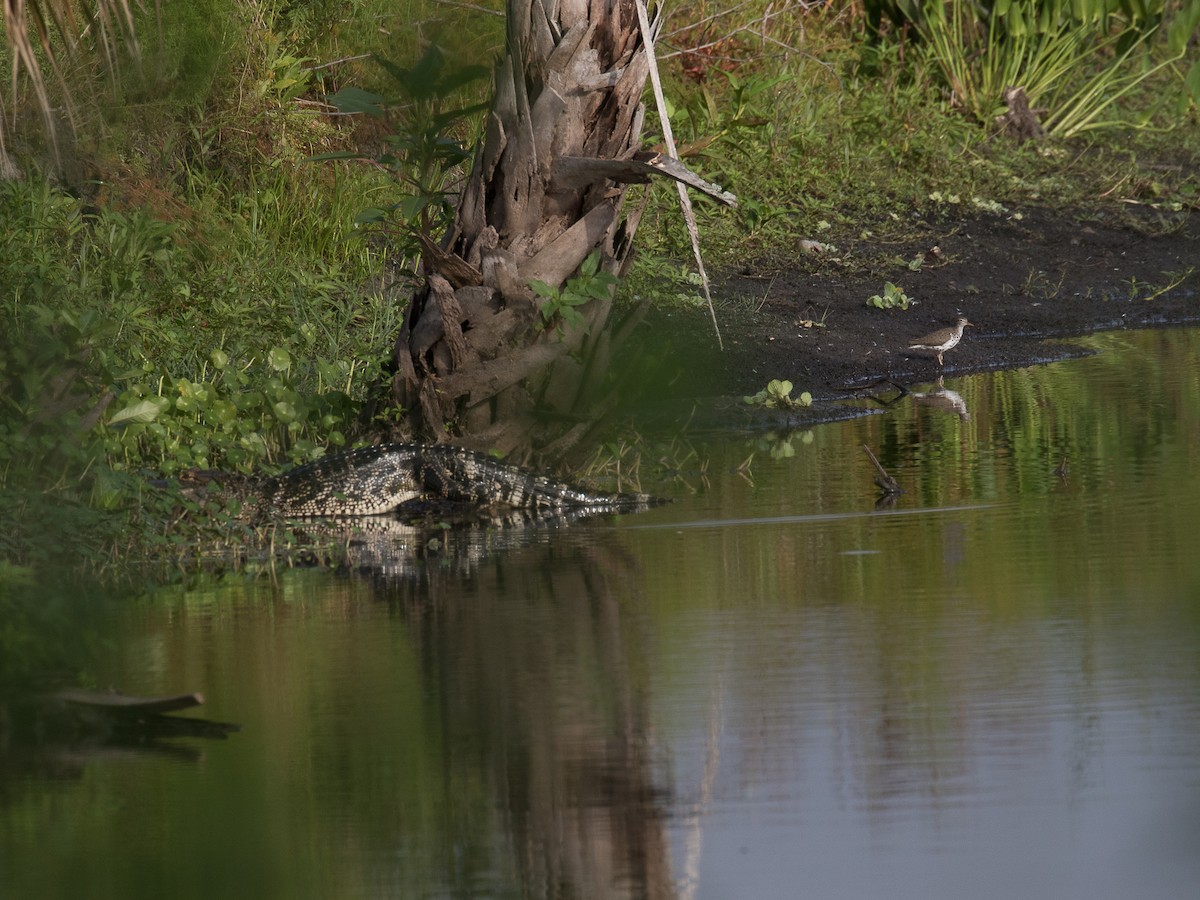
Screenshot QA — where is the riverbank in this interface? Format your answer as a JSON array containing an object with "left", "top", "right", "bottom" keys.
[{"left": 640, "top": 204, "right": 1199, "bottom": 401}]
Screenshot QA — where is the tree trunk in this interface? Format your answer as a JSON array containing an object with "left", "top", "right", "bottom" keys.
[{"left": 389, "top": 0, "right": 656, "bottom": 460}]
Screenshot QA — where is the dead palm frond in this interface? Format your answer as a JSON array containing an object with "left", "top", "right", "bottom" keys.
[{"left": 2, "top": 0, "right": 148, "bottom": 171}]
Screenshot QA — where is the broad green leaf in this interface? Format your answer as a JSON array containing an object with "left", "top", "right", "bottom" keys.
[
  {"left": 353, "top": 207, "right": 391, "bottom": 225},
  {"left": 398, "top": 194, "right": 433, "bottom": 221},
  {"left": 209, "top": 399, "right": 238, "bottom": 426},
  {"left": 327, "top": 87, "right": 386, "bottom": 117},
  {"left": 585, "top": 280, "right": 613, "bottom": 300},
  {"left": 108, "top": 398, "right": 166, "bottom": 427},
  {"left": 268, "top": 347, "right": 291, "bottom": 372}
]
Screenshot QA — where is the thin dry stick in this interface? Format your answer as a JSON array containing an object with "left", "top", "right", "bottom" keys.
[
  {"left": 306, "top": 53, "right": 372, "bottom": 71},
  {"left": 660, "top": 1, "right": 758, "bottom": 40},
  {"left": 862, "top": 444, "right": 902, "bottom": 496},
  {"left": 430, "top": 0, "right": 504, "bottom": 15},
  {"left": 635, "top": 0, "right": 724, "bottom": 350}
]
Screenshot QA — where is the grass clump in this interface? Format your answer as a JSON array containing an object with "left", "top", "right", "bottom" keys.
[
  {"left": 0, "top": 169, "right": 400, "bottom": 573},
  {"left": 631, "top": 0, "right": 1198, "bottom": 272},
  {"left": 0, "top": 174, "right": 400, "bottom": 468},
  {"left": 914, "top": 0, "right": 1198, "bottom": 138}
]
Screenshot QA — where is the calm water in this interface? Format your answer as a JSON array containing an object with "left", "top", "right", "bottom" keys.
[{"left": 3, "top": 328, "right": 1199, "bottom": 900}]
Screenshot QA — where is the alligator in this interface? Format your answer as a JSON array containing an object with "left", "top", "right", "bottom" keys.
[{"left": 241, "top": 442, "right": 660, "bottom": 518}]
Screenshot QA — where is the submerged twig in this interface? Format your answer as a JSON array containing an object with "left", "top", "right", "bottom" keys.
[{"left": 861, "top": 443, "right": 902, "bottom": 496}]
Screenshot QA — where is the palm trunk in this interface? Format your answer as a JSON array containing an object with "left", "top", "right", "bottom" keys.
[{"left": 390, "top": 0, "right": 656, "bottom": 459}]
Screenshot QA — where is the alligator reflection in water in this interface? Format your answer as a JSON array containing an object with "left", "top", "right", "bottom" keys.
[
  {"left": 255, "top": 436, "right": 675, "bottom": 899},
  {"left": 289, "top": 505, "right": 643, "bottom": 579},
  {"left": 370, "top": 524, "right": 675, "bottom": 899}
]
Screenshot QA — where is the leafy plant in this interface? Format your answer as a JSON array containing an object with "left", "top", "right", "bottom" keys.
[
  {"left": 670, "top": 68, "right": 788, "bottom": 151},
  {"left": 260, "top": 41, "right": 314, "bottom": 101},
  {"left": 102, "top": 344, "right": 362, "bottom": 474},
  {"left": 530, "top": 251, "right": 619, "bottom": 335},
  {"left": 743, "top": 379, "right": 813, "bottom": 410},
  {"left": 867, "top": 282, "right": 914, "bottom": 310},
  {"left": 1043, "top": 34, "right": 1186, "bottom": 138},
  {"left": 0, "top": 177, "right": 395, "bottom": 481},
  {"left": 316, "top": 42, "right": 490, "bottom": 254}
]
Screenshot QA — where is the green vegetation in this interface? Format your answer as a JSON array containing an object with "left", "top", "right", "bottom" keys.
[
  {"left": 743, "top": 379, "right": 813, "bottom": 410},
  {"left": 0, "top": 0, "right": 1197, "bottom": 581},
  {"left": 643, "top": 0, "right": 1199, "bottom": 265},
  {"left": 316, "top": 42, "right": 491, "bottom": 258},
  {"left": 531, "top": 252, "right": 620, "bottom": 335},
  {"left": 914, "top": 0, "right": 1199, "bottom": 136},
  {"left": 867, "top": 281, "right": 915, "bottom": 310}
]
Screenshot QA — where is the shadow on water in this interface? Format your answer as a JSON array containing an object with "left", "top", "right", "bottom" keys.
[{"left": 366, "top": 527, "right": 675, "bottom": 899}]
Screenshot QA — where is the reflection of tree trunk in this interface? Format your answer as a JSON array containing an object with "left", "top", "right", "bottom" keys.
[
  {"left": 389, "top": 532, "right": 675, "bottom": 900},
  {"left": 391, "top": 0, "right": 655, "bottom": 458}
]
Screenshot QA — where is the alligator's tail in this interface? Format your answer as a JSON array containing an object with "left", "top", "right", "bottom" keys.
[{"left": 419, "top": 445, "right": 664, "bottom": 512}]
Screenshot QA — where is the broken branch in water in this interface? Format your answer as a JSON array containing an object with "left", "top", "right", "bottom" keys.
[{"left": 862, "top": 443, "right": 902, "bottom": 496}]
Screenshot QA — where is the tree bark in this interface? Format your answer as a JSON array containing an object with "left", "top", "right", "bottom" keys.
[{"left": 390, "top": 0, "right": 656, "bottom": 460}]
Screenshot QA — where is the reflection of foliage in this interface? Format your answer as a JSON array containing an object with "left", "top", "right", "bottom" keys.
[
  {"left": 0, "top": 567, "right": 113, "bottom": 696},
  {"left": 756, "top": 430, "right": 814, "bottom": 459},
  {"left": 78, "top": 529, "right": 659, "bottom": 899}
]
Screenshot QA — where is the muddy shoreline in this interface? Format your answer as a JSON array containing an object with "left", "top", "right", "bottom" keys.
[{"left": 636, "top": 205, "right": 1199, "bottom": 405}]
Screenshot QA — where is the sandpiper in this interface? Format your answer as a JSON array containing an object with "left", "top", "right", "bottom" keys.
[{"left": 908, "top": 317, "right": 972, "bottom": 367}]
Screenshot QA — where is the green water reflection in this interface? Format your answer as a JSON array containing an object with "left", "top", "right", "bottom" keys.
[{"left": 2, "top": 328, "right": 1199, "bottom": 899}]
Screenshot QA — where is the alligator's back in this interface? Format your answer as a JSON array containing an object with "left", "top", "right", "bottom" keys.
[
  {"left": 259, "top": 444, "right": 425, "bottom": 516},
  {"left": 257, "top": 443, "right": 660, "bottom": 516},
  {"left": 418, "top": 444, "right": 658, "bottom": 512}
]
